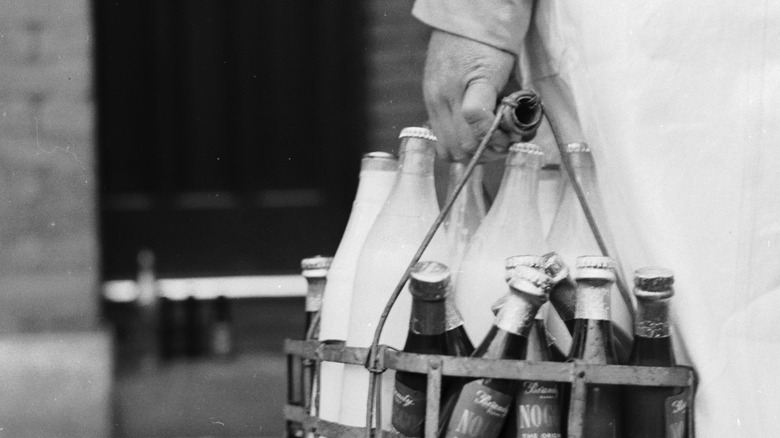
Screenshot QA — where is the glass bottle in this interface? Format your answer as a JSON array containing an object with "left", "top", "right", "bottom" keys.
[
  {"left": 567, "top": 256, "right": 623, "bottom": 438},
  {"left": 300, "top": 255, "right": 332, "bottom": 412},
  {"left": 455, "top": 143, "right": 547, "bottom": 344},
  {"left": 439, "top": 265, "right": 551, "bottom": 438},
  {"left": 443, "top": 162, "right": 487, "bottom": 282},
  {"left": 135, "top": 249, "right": 159, "bottom": 369},
  {"left": 317, "top": 151, "right": 398, "bottom": 424},
  {"left": 209, "top": 295, "right": 233, "bottom": 358},
  {"left": 624, "top": 267, "right": 686, "bottom": 438},
  {"left": 500, "top": 302, "right": 564, "bottom": 438},
  {"left": 340, "top": 127, "right": 448, "bottom": 429},
  {"left": 545, "top": 143, "right": 632, "bottom": 359},
  {"left": 391, "top": 261, "right": 475, "bottom": 437}
]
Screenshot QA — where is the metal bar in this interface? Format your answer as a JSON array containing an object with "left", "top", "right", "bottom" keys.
[
  {"left": 566, "top": 372, "right": 587, "bottom": 438},
  {"left": 284, "top": 404, "right": 407, "bottom": 438},
  {"left": 543, "top": 107, "right": 635, "bottom": 319},
  {"left": 285, "top": 340, "right": 695, "bottom": 387},
  {"left": 424, "top": 357, "right": 443, "bottom": 438}
]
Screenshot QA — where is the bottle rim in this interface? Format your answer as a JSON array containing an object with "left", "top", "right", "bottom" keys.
[{"left": 399, "top": 127, "right": 437, "bottom": 142}]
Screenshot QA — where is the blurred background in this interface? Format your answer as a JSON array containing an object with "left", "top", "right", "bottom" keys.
[{"left": 0, "top": 0, "right": 434, "bottom": 436}]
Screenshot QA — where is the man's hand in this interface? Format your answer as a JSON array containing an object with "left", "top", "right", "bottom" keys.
[{"left": 423, "top": 30, "right": 516, "bottom": 162}]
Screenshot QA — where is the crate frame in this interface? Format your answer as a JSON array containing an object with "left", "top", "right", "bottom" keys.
[{"left": 284, "top": 338, "right": 696, "bottom": 438}]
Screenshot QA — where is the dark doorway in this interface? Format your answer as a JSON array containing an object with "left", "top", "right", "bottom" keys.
[{"left": 94, "top": 0, "right": 367, "bottom": 279}]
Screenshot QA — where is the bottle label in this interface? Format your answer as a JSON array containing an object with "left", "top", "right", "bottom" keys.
[
  {"left": 665, "top": 387, "right": 690, "bottom": 438},
  {"left": 391, "top": 380, "right": 426, "bottom": 437},
  {"left": 574, "top": 285, "right": 611, "bottom": 321},
  {"left": 443, "top": 381, "right": 512, "bottom": 438},
  {"left": 516, "top": 381, "right": 562, "bottom": 437}
]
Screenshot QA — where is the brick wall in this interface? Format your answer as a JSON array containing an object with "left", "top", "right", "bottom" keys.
[{"left": 0, "top": 0, "right": 97, "bottom": 333}]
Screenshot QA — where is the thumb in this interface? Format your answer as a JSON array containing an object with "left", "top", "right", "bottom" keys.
[{"left": 460, "top": 81, "right": 512, "bottom": 159}]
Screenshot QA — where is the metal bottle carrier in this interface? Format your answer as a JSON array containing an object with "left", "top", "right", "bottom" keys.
[
  {"left": 284, "top": 91, "right": 697, "bottom": 437},
  {"left": 284, "top": 339, "right": 696, "bottom": 438}
]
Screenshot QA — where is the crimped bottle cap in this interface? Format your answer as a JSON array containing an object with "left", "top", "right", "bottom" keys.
[
  {"left": 301, "top": 255, "right": 332, "bottom": 277},
  {"left": 505, "top": 255, "right": 545, "bottom": 280},
  {"left": 564, "top": 142, "right": 591, "bottom": 153},
  {"left": 409, "top": 261, "right": 451, "bottom": 301},
  {"left": 361, "top": 151, "right": 398, "bottom": 172},
  {"left": 399, "top": 127, "right": 437, "bottom": 142},
  {"left": 507, "top": 265, "right": 552, "bottom": 297},
  {"left": 508, "top": 142, "right": 544, "bottom": 156},
  {"left": 575, "top": 255, "right": 616, "bottom": 281},
  {"left": 634, "top": 266, "right": 675, "bottom": 299},
  {"left": 542, "top": 252, "right": 570, "bottom": 283}
]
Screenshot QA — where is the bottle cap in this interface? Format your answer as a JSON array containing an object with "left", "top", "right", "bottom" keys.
[
  {"left": 361, "top": 151, "right": 398, "bottom": 172},
  {"left": 508, "top": 142, "right": 544, "bottom": 156},
  {"left": 409, "top": 261, "right": 452, "bottom": 301},
  {"left": 507, "top": 265, "right": 552, "bottom": 298},
  {"left": 399, "top": 127, "right": 437, "bottom": 142},
  {"left": 575, "top": 255, "right": 616, "bottom": 281},
  {"left": 564, "top": 142, "right": 591, "bottom": 153},
  {"left": 542, "top": 252, "right": 570, "bottom": 283},
  {"left": 504, "top": 255, "right": 545, "bottom": 281},
  {"left": 301, "top": 255, "right": 332, "bottom": 277},
  {"left": 633, "top": 266, "right": 675, "bottom": 299}
]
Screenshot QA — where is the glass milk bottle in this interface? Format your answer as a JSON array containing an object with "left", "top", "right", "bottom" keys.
[
  {"left": 316, "top": 152, "right": 397, "bottom": 425},
  {"left": 340, "top": 127, "right": 448, "bottom": 429},
  {"left": 443, "top": 162, "right": 486, "bottom": 282},
  {"left": 454, "top": 143, "right": 547, "bottom": 343}
]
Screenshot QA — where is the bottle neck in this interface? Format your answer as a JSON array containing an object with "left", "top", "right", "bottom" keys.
[
  {"left": 398, "top": 138, "right": 435, "bottom": 176},
  {"left": 355, "top": 168, "right": 397, "bottom": 205},
  {"left": 409, "top": 298, "right": 465, "bottom": 335},
  {"left": 574, "top": 280, "right": 612, "bottom": 321},
  {"left": 492, "top": 160, "right": 541, "bottom": 216},
  {"left": 304, "top": 277, "right": 327, "bottom": 313},
  {"left": 634, "top": 297, "right": 671, "bottom": 338},
  {"left": 494, "top": 292, "right": 543, "bottom": 337}
]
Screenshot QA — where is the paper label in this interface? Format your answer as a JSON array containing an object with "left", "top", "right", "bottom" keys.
[
  {"left": 665, "top": 388, "right": 690, "bottom": 438},
  {"left": 391, "top": 380, "right": 426, "bottom": 437},
  {"left": 516, "top": 381, "right": 562, "bottom": 437},
  {"left": 443, "top": 381, "right": 512, "bottom": 438}
]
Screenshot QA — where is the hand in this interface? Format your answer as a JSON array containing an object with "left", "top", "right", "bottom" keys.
[{"left": 423, "top": 30, "right": 517, "bottom": 162}]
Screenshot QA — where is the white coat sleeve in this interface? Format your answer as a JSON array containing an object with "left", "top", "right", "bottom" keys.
[{"left": 412, "top": 0, "right": 533, "bottom": 56}]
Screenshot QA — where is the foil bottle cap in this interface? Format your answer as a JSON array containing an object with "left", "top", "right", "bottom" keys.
[
  {"left": 409, "top": 261, "right": 452, "bottom": 301},
  {"left": 399, "top": 127, "right": 438, "bottom": 142},
  {"left": 507, "top": 265, "right": 552, "bottom": 298},
  {"left": 493, "top": 259, "right": 548, "bottom": 315},
  {"left": 504, "top": 255, "right": 546, "bottom": 281},
  {"left": 633, "top": 266, "right": 675, "bottom": 300},
  {"left": 301, "top": 255, "right": 332, "bottom": 277},
  {"left": 575, "top": 255, "right": 616, "bottom": 281},
  {"left": 542, "top": 252, "right": 570, "bottom": 284},
  {"left": 508, "top": 142, "right": 544, "bottom": 156}
]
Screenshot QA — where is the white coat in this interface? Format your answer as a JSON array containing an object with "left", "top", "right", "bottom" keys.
[{"left": 414, "top": 0, "right": 780, "bottom": 435}]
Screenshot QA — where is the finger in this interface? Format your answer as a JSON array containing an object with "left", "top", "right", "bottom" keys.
[
  {"left": 460, "top": 82, "right": 514, "bottom": 162},
  {"left": 427, "top": 103, "right": 469, "bottom": 162},
  {"left": 460, "top": 81, "right": 497, "bottom": 153}
]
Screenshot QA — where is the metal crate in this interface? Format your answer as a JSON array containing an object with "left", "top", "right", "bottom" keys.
[{"left": 284, "top": 339, "right": 696, "bottom": 438}]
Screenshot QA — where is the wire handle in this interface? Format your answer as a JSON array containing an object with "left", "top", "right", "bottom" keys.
[{"left": 363, "top": 90, "right": 543, "bottom": 436}]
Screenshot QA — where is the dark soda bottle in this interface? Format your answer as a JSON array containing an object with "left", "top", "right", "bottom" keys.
[
  {"left": 567, "top": 255, "right": 623, "bottom": 438},
  {"left": 624, "top": 267, "right": 687, "bottom": 438},
  {"left": 439, "top": 265, "right": 551, "bottom": 438},
  {"left": 391, "top": 261, "right": 475, "bottom": 437}
]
